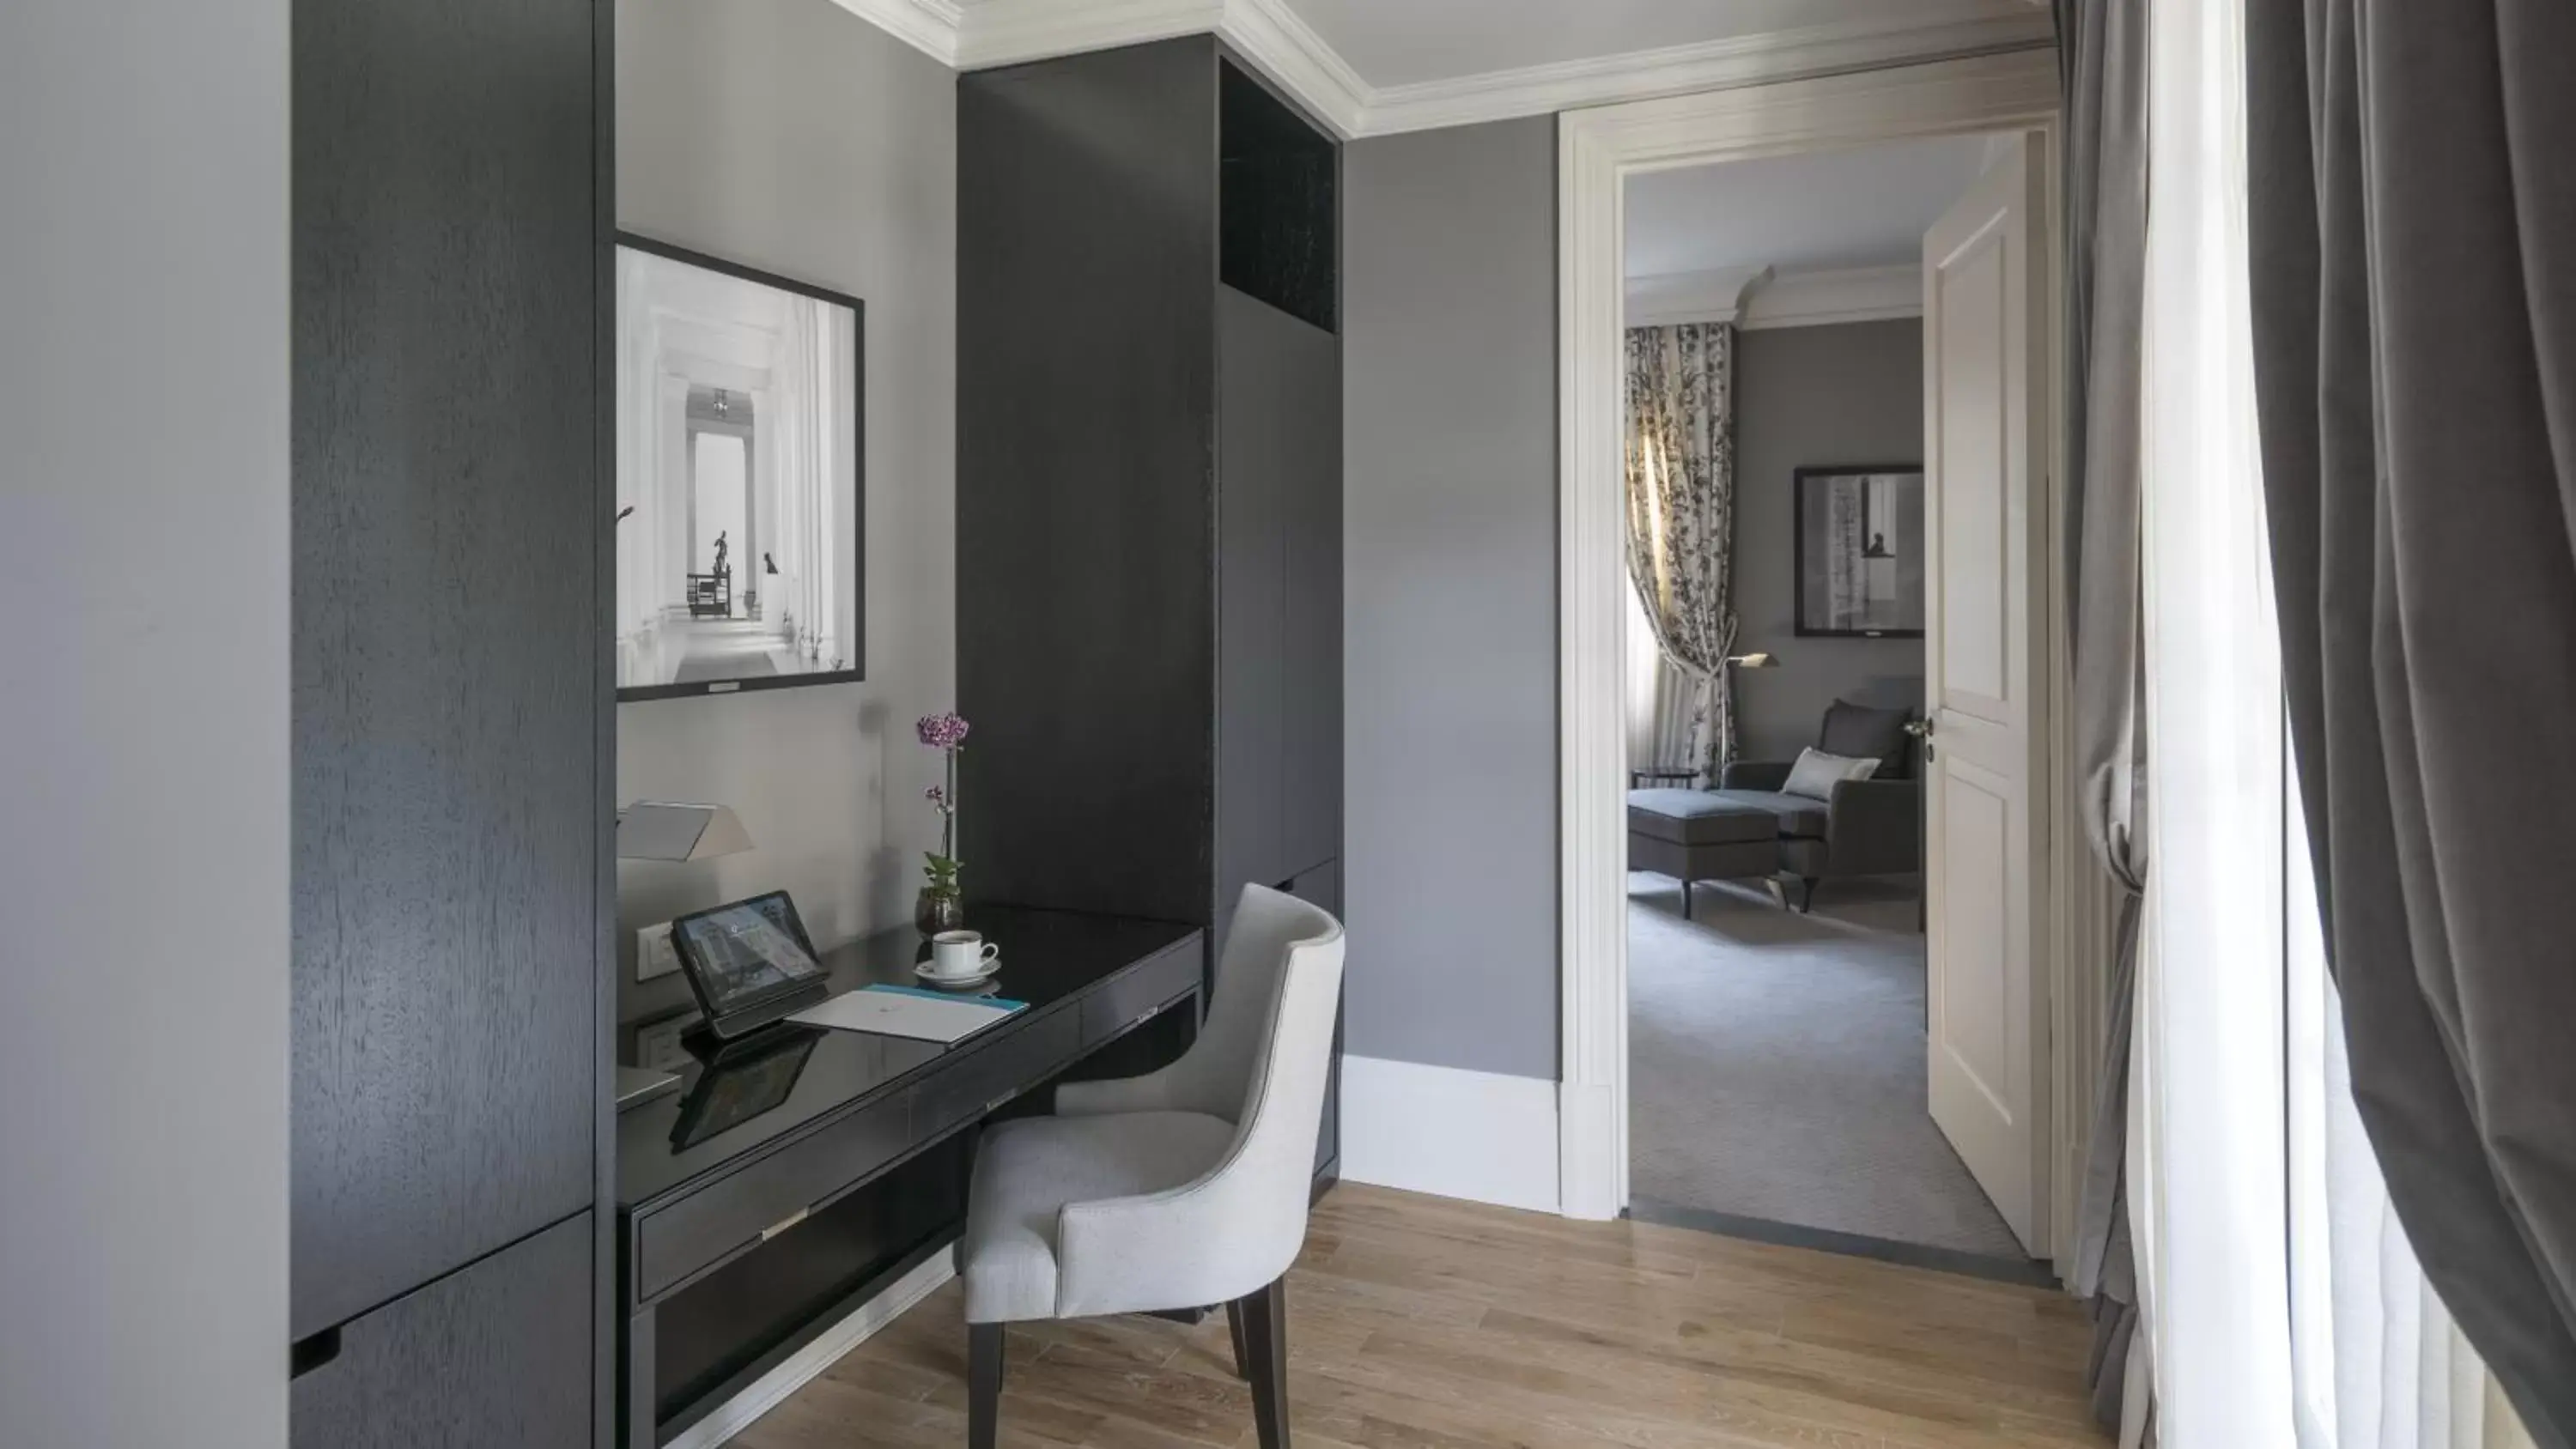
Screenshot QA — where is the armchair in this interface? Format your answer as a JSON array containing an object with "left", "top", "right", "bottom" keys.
[{"left": 1710, "top": 699, "right": 1922, "bottom": 911}]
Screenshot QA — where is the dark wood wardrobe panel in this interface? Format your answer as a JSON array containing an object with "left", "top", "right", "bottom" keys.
[
  {"left": 957, "top": 37, "right": 1223, "bottom": 925},
  {"left": 291, "top": 1213, "right": 593, "bottom": 1449},
  {"left": 291, "top": 0, "right": 601, "bottom": 1341},
  {"left": 1216, "top": 290, "right": 1340, "bottom": 932},
  {"left": 1217, "top": 288, "right": 1290, "bottom": 932},
  {"left": 1267, "top": 302, "right": 1343, "bottom": 880}
]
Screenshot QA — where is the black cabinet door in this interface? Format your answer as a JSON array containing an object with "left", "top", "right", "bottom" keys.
[
  {"left": 1218, "top": 287, "right": 1291, "bottom": 933},
  {"left": 293, "top": 1214, "right": 592, "bottom": 1449},
  {"left": 1217, "top": 288, "right": 1342, "bottom": 939},
  {"left": 291, "top": 0, "right": 600, "bottom": 1339},
  {"left": 1274, "top": 307, "right": 1343, "bottom": 879}
]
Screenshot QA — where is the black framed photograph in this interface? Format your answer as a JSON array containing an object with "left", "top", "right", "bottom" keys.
[
  {"left": 1794, "top": 464, "right": 1925, "bottom": 638},
  {"left": 615, "top": 233, "right": 865, "bottom": 700}
]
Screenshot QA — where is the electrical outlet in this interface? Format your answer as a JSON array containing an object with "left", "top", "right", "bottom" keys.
[
  {"left": 633, "top": 1015, "right": 696, "bottom": 1074},
  {"left": 636, "top": 921, "right": 682, "bottom": 982}
]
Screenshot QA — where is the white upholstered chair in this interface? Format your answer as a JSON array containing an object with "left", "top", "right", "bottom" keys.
[{"left": 957, "top": 883, "right": 1346, "bottom": 1449}]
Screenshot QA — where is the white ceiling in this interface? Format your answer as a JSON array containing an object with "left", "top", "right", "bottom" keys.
[
  {"left": 1287, "top": 0, "right": 2045, "bottom": 89},
  {"left": 1624, "top": 132, "right": 1998, "bottom": 279}
]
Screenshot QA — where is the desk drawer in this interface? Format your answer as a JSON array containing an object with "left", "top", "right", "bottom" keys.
[
  {"left": 1080, "top": 943, "right": 1199, "bottom": 1046},
  {"left": 635, "top": 1091, "right": 911, "bottom": 1302},
  {"left": 913, "top": 1008, "right": 1081, "bottom": 1140}
]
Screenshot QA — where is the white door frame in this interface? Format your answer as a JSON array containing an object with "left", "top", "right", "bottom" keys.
[{"left": 1556, "top": 48, "right": 2112, "bottom": 1268}]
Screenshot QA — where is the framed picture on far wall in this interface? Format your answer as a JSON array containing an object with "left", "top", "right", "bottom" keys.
[
  {"left": 1794, "top": 464, "right": 1925, "bottom": 638},
  {"left": 615, "top": 233, "right": 865, "bottom": 700}
]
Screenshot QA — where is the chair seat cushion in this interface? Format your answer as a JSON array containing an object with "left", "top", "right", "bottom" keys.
[
  {"left": 1625, "top": 789, "right": 1778, "bottom": 846},
  {"left": 1702, "top": 788, "right": 1831, "bottom": 839},
  {"left": 961, "top": 1110, "right": 1236, "bottom": 1325}
]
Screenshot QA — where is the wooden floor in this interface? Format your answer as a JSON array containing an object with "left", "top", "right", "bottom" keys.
[{"left": 735, "top": 1184, "right": 2111, "bottom": 1449}]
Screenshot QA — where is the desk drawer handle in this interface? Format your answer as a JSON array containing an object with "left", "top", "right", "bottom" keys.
[
  {"left": 1132, "top": 1009, "right": 1159, "bottom": 1029},
  {"left": 759, "top": 1206, "right": 811, "bottom": 1242}
]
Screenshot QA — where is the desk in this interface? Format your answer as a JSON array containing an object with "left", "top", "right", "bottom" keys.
[{"left": 617, "top": 906, "right": 1203, "bottom": 1447}]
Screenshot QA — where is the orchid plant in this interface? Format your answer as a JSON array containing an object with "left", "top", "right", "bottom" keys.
[{"left": 918, "top": 712, "right": 969, "bottom": 912}]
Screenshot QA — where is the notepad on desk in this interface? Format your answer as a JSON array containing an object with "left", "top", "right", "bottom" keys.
[{"left": 788, "top": 984, "right": 1027, "bottom": 1045}]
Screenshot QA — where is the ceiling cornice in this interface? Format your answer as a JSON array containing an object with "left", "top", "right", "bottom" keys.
[
  {"left": 1627, "top": 263, "right": 1926, "bottom": 330},
  {"left": 827, "top": 0, "right": 964, "bottom": 65},
  {"left": 1358, "top": 10, "right": 2057, "bottom": 136},
  {"left": 827, "top": 0, "right": 2055, "bottom": 142}
]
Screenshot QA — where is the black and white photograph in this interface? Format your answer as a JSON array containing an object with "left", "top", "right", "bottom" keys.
[
  {"left": 615, "top": 236, "right": 862, "bottom": 697},
  {"left": 1795, "top": 464, "right": 1924, "bottom": 637}
]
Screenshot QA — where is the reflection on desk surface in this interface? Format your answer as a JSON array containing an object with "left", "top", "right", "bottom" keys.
[
  {"left": 668, "top": 1026, "right": 823, "bottom": 1152},
  {"left": 617, "top": 906, "right": 1200, "bottom": 1209}
]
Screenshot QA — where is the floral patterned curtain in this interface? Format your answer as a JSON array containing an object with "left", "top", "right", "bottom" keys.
[{"left": 1624, "top": 322, "right": 1740, "bottom": 785}]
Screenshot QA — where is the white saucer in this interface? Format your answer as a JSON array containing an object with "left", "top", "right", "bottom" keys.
[{"left": 915, "top": 961, "right": 1000, "bottom": 991}]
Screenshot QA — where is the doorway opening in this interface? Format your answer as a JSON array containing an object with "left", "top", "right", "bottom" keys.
[
  {"left": 1619, "top": 130, "right": 2035, "bottom": 1273},
  {"left": 1558, "top": 52, "right": 2109, "bottom": 1284}
]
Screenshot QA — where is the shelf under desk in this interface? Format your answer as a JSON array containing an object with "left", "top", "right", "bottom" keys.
[{"left": 615, "top": 906, "right": 1205, "bottom": 1448}]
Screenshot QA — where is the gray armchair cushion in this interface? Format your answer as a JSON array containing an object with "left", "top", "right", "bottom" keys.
[
  {"left": 1625, "top": 789, "right": 1778, "bottom": 846},
  {"left": 1819, "top": 698, "right": 1915, "bottom": 780},
  {"left": 1703, "top": 789, "right": 1830, "bottom": 838}
]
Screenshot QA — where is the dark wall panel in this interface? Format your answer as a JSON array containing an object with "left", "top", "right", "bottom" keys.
[
  {"left": 292, "top": 0, "right": 601, "bottom": 1338},
  {"left": 291, "top": 1214, "right": 593, "bottom": 1449},
  {"left": 957, "top": 38, "right": 1221, "bottom": 924}
]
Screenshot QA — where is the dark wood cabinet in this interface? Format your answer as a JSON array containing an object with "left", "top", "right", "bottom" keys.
[
  {"left": 292, "top": 1214, "right": 594, "bottom": 1449},
  {"left": 959, "top": 40, "right": 1344, "bottom": 1190},
  {"left": 290, "top": 0, "right": 608, "bottom": 1432}
]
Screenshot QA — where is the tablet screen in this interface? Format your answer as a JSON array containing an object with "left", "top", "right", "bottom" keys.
[{"left": 670, "top": 893, "right": 826, "bottom": 1016}]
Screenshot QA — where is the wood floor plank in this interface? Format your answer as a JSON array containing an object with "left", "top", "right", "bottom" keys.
[{"left": 729, "top": 1184, "right": 2109, "bottom": 1449}]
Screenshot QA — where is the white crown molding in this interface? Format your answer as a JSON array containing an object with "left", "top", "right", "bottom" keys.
[
  {"left": 1359, "top": 10, "right": 2057, "bottom": 137},
  {"left": 1624, "top": 264, "right": 1771, "bottom": 327},
  {"left": 1218, "top": 0, "right": 1370, "bottom": 137},
  {"left": 1626, "top": 264, "right": 1923, "bottom": 330},
  {"left": 827, "top": 1, "right": 2052, "bottom": 145},
  {"left": 826, "top": 0, "right": 964, "bottom": 65},
  {"left": 1742, "top": 263, "right": 1923, "bottom": 329}
]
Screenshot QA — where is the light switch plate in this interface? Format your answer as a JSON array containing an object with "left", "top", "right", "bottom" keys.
[{"left": 636, "top": 921, "right": 682, "bottom": 982}]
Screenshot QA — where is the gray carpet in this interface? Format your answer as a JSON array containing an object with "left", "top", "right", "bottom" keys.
[{"left": 1626, "top": 871, "right": 2026, "bottom": 1259}]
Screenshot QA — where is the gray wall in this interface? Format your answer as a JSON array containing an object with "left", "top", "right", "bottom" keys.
[
  {"left": 1733, "top": 318, "right": 1927, "bottom": 763},
  {"left": 616, "top": 0, "right": 957, "bottom": 1022},
  {"left": 0, "top": 3, "right": 292, "bottom": 1444},
  {"left": 1343, "top": 118, "right": 1559, "bottom": 1082}
]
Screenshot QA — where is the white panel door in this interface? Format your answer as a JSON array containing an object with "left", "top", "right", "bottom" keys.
[{"left": 1922, "top": 135, "right": 2048, "bottom": 1255}]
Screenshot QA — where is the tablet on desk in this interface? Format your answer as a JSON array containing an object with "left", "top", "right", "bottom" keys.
[{"left": 667, "top": 889, "right": 832, "bottom": 1040}]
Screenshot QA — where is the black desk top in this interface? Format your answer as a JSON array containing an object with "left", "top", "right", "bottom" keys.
[{"left": 617, "top": 906, "right": 1200, "bottom": 1210}]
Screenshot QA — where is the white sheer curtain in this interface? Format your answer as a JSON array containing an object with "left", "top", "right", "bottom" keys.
[
  {"left": 1624, "top": 579, "right": 1692, "bottom": 776},
  {"left": 2138, "top": 3, "right": 2535, "bottom": 1446},
  {"left": 2137, "top": 0, "right": 2292, "bottom": 1434}
]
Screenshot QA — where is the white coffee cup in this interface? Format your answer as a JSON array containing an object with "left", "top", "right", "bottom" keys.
[{"left": 929, "top": 930, "right": 999, "bottom": 979}]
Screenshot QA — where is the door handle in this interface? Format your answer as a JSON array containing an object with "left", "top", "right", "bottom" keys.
[{"left": 1903, "top": 718, "right": 1935, "bottom": 738}]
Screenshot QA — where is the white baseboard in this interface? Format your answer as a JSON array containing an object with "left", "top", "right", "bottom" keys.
[
  {"left": 1339, "top": 1055, "right": 1560, "bottom": 1214},
  {"left": 665, "top": 1248, "right": 955, "bottom": 1449}
]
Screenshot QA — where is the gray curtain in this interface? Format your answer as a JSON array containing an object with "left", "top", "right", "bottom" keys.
[
  {"left": 2057, "top": 0, "right": 2150, "bottom": 1437},
  {"left": 1625, "top": 323, "right": 1741, "bottom": 785},
  {"left": 2245, "top": 3, "right": 2576, "bottom": 1445}
]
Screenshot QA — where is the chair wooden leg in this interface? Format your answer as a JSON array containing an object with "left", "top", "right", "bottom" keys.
[
  {"left": 1799, "top": 876, "right": 1820, "bottom": 912},
  {"left": 1237, "top": 1276, "right": 1291, "bottom": 1449},
  {"left": 1224, "top": 1298, "right": 1249, "bottom": 1379},
  {"left": 968, "top": 1322, "right": 1005, "bottom": 1449},
  {"left": 1680, "top": 879, "right": 1694, "bottom": 920}
]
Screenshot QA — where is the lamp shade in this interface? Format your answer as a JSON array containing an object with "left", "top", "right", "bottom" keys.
[
  {"left": 617, "top": 802, "right": 754, "bottom": 862},
  {"left": 1726, "top": 652, "right": 1779, "bottom": 669}
]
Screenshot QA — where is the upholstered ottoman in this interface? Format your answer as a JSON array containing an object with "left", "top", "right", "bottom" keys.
[{"left": 1626, "top": 789, "right": 1781, "bottom": 919}]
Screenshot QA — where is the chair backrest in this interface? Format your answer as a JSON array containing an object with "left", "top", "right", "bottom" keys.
[
  {"left": 1052, "top": 883, "right": 1346, "bottom": 1316},
  {"left": 1141, "top": 883, "right": 1342, "bottom": 1124}
]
